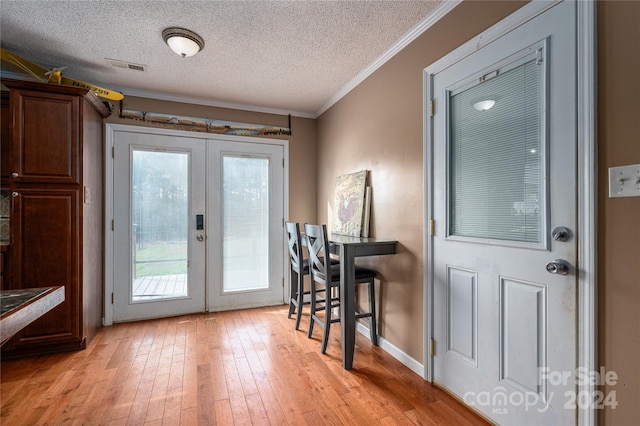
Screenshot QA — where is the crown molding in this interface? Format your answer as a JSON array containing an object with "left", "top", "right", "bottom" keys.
[
  {"left": 0, "top": 71, "right": 315, "bottom": 119},
  {"left": 315, "top": 0, "right": 462, "bottom": 117}
]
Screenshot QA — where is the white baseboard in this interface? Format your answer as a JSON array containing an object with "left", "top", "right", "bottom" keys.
[{"left": 356, "top": 322, "right": 425, "bottom": 377}]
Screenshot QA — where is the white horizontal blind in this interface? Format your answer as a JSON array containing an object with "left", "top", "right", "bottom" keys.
[
  {"left": 448, "top": 55, "right": 543, "bottom": 243},
  {"left": 222, "top": 155, "right": 270, "bottom": 292}
]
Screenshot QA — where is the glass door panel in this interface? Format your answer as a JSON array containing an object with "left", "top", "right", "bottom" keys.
[
  {"left": 222, "top": 155, "right": 270, "bottom": 292},
  {"left": 131, "top": 149, "right": 189, "bottom": 301},
  {"left": 447, "top": 49, "right": 546, "bottom": 247}
]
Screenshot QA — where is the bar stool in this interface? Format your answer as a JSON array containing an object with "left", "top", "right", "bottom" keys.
[
  {"left": 304, "top": 223, "right": 378, "bottom": 354},
  {"left": 286, "top": 221, "right": 339, "bottom": 330},
  {"left": 285, "top": 221, "right": 312, "bottom": 330}
]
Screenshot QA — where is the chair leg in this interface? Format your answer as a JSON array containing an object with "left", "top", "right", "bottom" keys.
[
  {"left": 294, "top": 273, "right": 304, "bottom": 330},
  {"left": 308, "top": 278, "right": 316, "bottom": 338},
  {"left": 287, "top": 269, "right": 296, "bottom": 319},
  {"left": 368, "top": 278, "right": 378, "bottom": 346},
  {"left": 320, "top": 289, "right": 332, "bottom": 354}
]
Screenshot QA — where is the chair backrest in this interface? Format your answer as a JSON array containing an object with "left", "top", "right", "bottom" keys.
[
  {"left": 285, "top": 221, "right": 304, "bottom": 273},
  {"left": 304, "top": 223, "right": 331, "bottom": 285}
]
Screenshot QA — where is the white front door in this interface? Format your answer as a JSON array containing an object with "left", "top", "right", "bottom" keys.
[
  {"left": 430, "top": 2, "right": 577, "bottom": 424},
  {"left": 112, "top": 128, "right": 285, "bottom": 322}
]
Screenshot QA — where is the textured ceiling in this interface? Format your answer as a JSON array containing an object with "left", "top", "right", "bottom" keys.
[{"left": 0, "top": 0, "right": 447, "bottom": 117}]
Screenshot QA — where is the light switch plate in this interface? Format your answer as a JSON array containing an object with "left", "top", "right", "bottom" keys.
[{"left": 608, "top": 164, "right": 640, "bottom": 198}]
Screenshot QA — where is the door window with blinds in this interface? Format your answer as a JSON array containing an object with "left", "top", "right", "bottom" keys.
[{"left": 446, "top": 42, "right": 548, "bottom": 248}]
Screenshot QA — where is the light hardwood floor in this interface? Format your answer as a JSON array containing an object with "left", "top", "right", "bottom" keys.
[{"left": 1, "top": 305, "right": 488, "bottom": 425}]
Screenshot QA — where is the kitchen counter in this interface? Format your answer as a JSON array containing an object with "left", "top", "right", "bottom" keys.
[{"left": 0, "top": 286, "right": 64, "bottom": 345}]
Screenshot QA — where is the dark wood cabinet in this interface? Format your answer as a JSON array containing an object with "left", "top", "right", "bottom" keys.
[
  {"left": 11, "top": 90, "right": 80, "bottom": 184},
  {"left": 10, "top": 188, "right": 80, "bottom": 345},
  {"left": 1, "top": 78, "right": 110, "bottom": 357},
  {"left": 0, "top": 246, "right": 6, "bottom": 289},
  {"left": 1, "top": 91, "right": 10, "bottom": 185}
]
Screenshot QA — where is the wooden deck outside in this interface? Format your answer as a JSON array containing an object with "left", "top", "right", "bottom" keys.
[{"left": 133, "top": 274, "right": 188, "bottom": 301}]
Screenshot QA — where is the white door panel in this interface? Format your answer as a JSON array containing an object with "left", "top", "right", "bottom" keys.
[
  {"left": 113, "top": 131, "right": 206, "bottom": 322},
  {"left": 431, "top": 2, "right": 577, "bottom": 424}
]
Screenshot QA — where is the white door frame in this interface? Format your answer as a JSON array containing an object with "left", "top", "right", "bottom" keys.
[
  {"left": 423, "top": 1, "right": 596, "bottom": 425},
  {"left": 104, "top": 123, "right": 289, "bottom": 326}
]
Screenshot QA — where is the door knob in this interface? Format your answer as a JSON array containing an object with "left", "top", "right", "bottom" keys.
[
  {"left": 546, "top": 259, "right": 570, "bottom": 275},
  {"left": 196, "top": 234, "right": 204, "bottom": 242}
]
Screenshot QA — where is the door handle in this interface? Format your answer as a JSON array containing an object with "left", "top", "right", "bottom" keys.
[
  {"left": 546, "top": 259, "right": 571, "bottom": 275},
  {"left": 196, "top": 234, "right": 204, "bottom": 242}
]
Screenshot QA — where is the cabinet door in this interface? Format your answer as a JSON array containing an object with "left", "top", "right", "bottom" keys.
[
  {"left": 1, "top": 91, "right": 9, "bottom": 184},
  {"left": 11, "top": 90, "right": 80, "bottom": 184},
  {"left": 9, "top": 188, "right": 80, "bottom": 346}
]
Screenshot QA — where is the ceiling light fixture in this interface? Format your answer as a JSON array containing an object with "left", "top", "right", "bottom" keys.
[
  {"left": 473, "top": 99, "right": 496, "bottom": 111},
  {"left": 162, "top": 27, "right": 205, "bottom": 58}
]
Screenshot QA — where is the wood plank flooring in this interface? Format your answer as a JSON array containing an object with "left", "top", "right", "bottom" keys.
[{"left": 0, "top": 305, "right": 488, "bottom": 425}]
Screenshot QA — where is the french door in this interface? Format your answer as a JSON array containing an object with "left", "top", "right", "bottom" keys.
[
  {"left": 428, "top": 2, "right": 578, "bottom": 425},
  {"left": 112, "top": 128, "right": 284, "bottom": 322},
  {"left": 207, "top": 139, "right": 285, "bottom": 311}
]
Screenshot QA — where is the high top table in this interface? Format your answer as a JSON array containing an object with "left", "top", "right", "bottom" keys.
[{"left": 327, "top": 234, "right": 397, "bottom": 370}]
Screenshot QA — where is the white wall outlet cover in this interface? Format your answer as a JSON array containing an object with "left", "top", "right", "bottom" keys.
[{"left": 608, "top": 164, "right": 640, "bottom": 198}]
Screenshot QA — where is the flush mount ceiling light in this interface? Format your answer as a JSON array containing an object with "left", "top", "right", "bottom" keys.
[
  {"left": 162, "top": 27, "right": 205, "bottom": 58},
  {"left": 473, "top": 99, "right": 496, "bottom": 111}
]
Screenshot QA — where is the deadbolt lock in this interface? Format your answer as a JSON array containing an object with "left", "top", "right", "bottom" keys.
[{"left": 551, "top": 226, "right": 571, "bottom": 242}]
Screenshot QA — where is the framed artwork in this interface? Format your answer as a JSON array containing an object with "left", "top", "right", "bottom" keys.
[
  {"left": 332, "top": 170, "right": 368, "bottom": 237},
  {"left": 362, "top": 186, "right": 371, "bottom": 238}
]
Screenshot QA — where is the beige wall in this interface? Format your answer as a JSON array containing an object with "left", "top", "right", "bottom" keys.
[
  {"left": 597, "top": 1, "right": 640, "bottom": 424},
  {"left": 105, "top": 97, "right": 318, "bottom": 224},
  {"left": 317, "top": 0, "right": 639, "bottom": 423},
  {"left": 317, "top": 0, "right": 524, "bottom": 364}
]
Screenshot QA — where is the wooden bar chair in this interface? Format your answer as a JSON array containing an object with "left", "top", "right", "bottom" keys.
[
  {"left": 285, "top": 222, "right": 310, "bottom": 330},
  {"left": 304, "top": 223, "right": 378, "bottom": 354},
  {"left": 285, "top": 221, "right": 333, "bottom": 330},
  {"left": 286, "top": 221, "right": 338, "bottom": 330}
]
